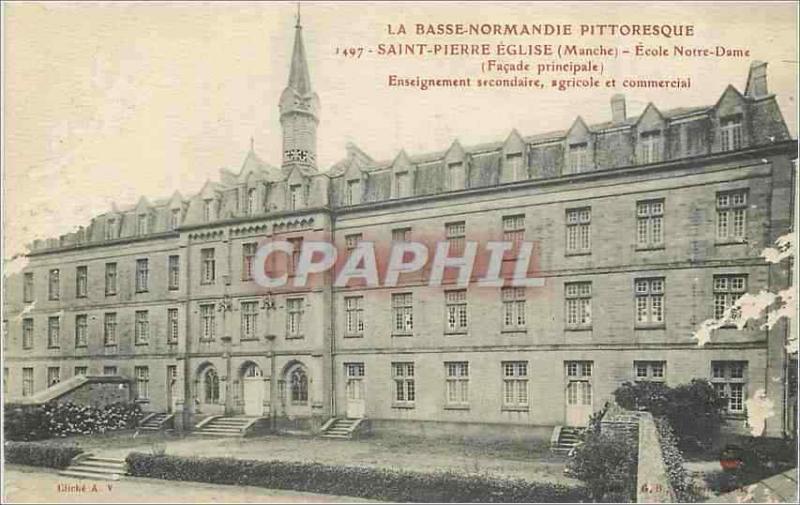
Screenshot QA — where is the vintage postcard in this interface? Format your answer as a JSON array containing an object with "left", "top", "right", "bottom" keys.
[{"left": 1, "top": 1, "right": 798, "bottom": 503}]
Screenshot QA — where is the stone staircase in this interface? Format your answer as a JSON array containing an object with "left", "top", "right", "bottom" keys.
[
  {"left": 320, "top": 417, "right": 364, "bottom": 439},
  {"left": 138, "top": 412, "right": 173, "bottom": 431},
  {"left": 59, "top": 455, "right": 127, "bottom": 480},
  {"left": 192, "top": 416, "right": 253, "bottom": 437},
  {"left": 550, "top": 426, "right": 584, "bottom": 455}
]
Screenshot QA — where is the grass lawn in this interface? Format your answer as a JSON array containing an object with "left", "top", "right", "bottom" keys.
[{"left": 40, "top": 430, "right": 576, "bottom": 485}]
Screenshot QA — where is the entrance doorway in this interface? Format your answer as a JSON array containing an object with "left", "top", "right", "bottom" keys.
[
  {"left": 345, "top": 363, "right": 365, "bottom": 418},
  {"left": 565, "top": 361, "right": 593, "bottom": 427},
  {"left": 242, "top": 363, "right": 264, "bottom": 417}
]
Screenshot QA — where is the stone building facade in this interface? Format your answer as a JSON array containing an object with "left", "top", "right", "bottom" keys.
[{"left": 2, "top": 19, "right": 796, "bottom": 438}]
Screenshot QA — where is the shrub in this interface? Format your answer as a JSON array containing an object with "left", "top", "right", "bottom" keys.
[
  {"left": 126, "top": 452, "right": 590, "bottom": 503},
  {"left": 566, "top": 430, "right": 638, "bottom": 502},
  {"left": 3, "top": 401, "right": 143, "bottom": 441},
  {"left": 614, "top": 379, "right": 726, "bottom": 452},
  {"left": 654, "top": 417, "right": 701, "bottom": 502},
  {"left": 4, "top": 441, "right": 83, "bottom": 469}
]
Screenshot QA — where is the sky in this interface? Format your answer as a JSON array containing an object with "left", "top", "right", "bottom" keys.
[{"left": 3, "top": 1, "right": 798, "bottom": 261}]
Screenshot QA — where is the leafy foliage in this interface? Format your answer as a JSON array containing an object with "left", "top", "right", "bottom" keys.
[
  {"left": 4, "top": 402, "right": 143, "bottom": 441},
  {"left": 4, "top": 441, "right": 83, "bottom": 468},
  {"left": 613, "top": 379, "right": 726, "bottom": 451},
  {"left": 654, "top": 418, "right": 701, "bottom": 502},
  {"left": 565, "top": 430, "right": 638, "bottom": 502},
  {"left": 126, "top": 452, "right": 590, "bottom": 503}
]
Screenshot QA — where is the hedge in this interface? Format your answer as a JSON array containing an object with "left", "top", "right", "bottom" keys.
[
  {"left": 126, "top": 453, "right": 590, "bottom": 502},
  {"left": 654, "top": 417, "right": 699, "bottom": 502},
  {"left": 5, "top": 402, "right": 143, "bottom": 441},
  {"left": 4, "top": 441, "right": 83, "bottom": 469}
]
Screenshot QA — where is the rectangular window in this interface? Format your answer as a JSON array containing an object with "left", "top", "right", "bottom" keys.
[
  {"left": 636, "top": 200, "right": 664, "bottom": 248},
  {"left": 502, "top": 215, "right": 525, "bottom": 248},
  {"left": 48, "top": 269, "right": 60, "bottom": 300},
  {"left": 23, "top": 272, "right": 34, "bottom": 303},
  {"left": 286, "top": 298, "right": 304, "bottom": 337},
  {"left": 286, "top": 238, "right": 303, "bottom": 276},
  {"left": 47, "top": 367, "right": 60, "bottom": 387},
  {"left": 246, "top": 188, "right": 257, "bottom": 215},
  {"left": 134, "top": 366, "right": 149, "bottom": 400},
  {"left": 105, "top": 263, "right": 117, "bottom": 296},
  {"left": 565, "top": 281, "right": 592, "bottom": 328},
  {"left": 713, "top": 275, "right": 747, "bottom": 320},
  {"left": 395, "top": 172, "right": 411, "bottom": 198},
  {"left": 74, "top": 366, "right": 88, "bottom": 376},
  {"left": 22, "top": 318, "right": 33, "bottom": 349},
  {"left": 502, "top": 361, "right": 529, "bottom": 410},
  {"left": 345, "top": 234, "right": 362, "bottom": 254},
  {"left": 135, "top": 259, "right": 149, "bottom": 292},
  {"left": 137, "top": 214, "right": 148, "bottom": 235},
  {"left": 104, "top": 313, "right": 117, "bottom": 346},
  {"left": 241, "top": 301, "right": 259, "bottom": 339},
  {"left": 711, "top": 361, "right": 747, "bottom": 413},
  {"left": 717, "top": 190, "right": 748, "bottom": 241},
  {"left": 167, "top": 308, "right": 179, "bottom": 344},
  {"left": 22, "top": 368, "right": 34, "bottom": 396},
  {"left": 568, "top": 142, "right": 589, "bottom": 173},
  {"left": 168, "top": 255, "right": 180, "bottom": 290},
  {"left": 103, "top": 366, "right": 117, "bottom": 376},
  {"left": 634, "top": 361, "right": 666, "bottom": 382},
  {"left": 446, "top": 221, "right": 466, "bottom": 256},
  {"left": 392, "top": 362, "right": 415, "bottom": 406},
  {"left": 75, "top": 314, "right": 88, "bottom": 347},
  {"left": 105, "top": 218, "right": 116, "bottom": 240},
  {"left": 640, "top": 131, "right": 662, "bottom": 164},
  {"left": 200, "top": 304, "right": 215, "bottom": 341},
  {"left": 346, "top": 179, "right": 361, "bottom": 205},
  {"left": 392, "top": 227, "right": 411, "bottom": 242},
  {"left": 242, "top": 243, "right": 257, "bottom": 281},
  {"left": 447, "top": 161, "right": 464, "bottom": 190},
  {"left": 504, "top": 152, "right": 525, "bottom": 181},
  {"left": 392, "top": 293, "right": 413, "bottom": 335},
  {"left": 566, "top": 208, "right": 591, "bottom": 254},
  {"left": 720, "top": 116, "right": 743, "bottom": 151},
  {"left": 135, "top": 311, "right": 149, "bottom": 345},
  {"left": 445, "top": 362, "right": 469, "bottom": 407},
  {"left": 635, "top": 278, "right": 665, "bottom": 326},
  {"left": 344, "top": 296, "right": 364, "bottom": 336},
  {"left": 76, "top": 266, "right": 88, "bottom": 298},
  {"left": 170, "top": 208, "right": 181, "bottom": 230},
  {"left": 502, "top": 287, "right": 527, "bottom": 330},
  {"left": 289, "top": 184, "right": 303, "bottom": 210},
  {"left": 201, "top": 249, "right": 216, "bottom": 284},
  {"left": 566, "top": 361, "right": 593, "bottom": 379},
  {"left": 47, "top": 316, "right": 60, "bottom": 348},
  {"left": 203, "top": 199, "right": 213, "bottom": 222},
  {"left": 445, "top": 289, "right": 468, "bottom": 333}
]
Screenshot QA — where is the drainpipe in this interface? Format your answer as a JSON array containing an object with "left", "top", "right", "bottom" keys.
[
  {"left": 329, "top": 213, "right": 337, "bottom": 419},
  {"left": 181, "top": 238, "right": 192, "bottom": 432}
]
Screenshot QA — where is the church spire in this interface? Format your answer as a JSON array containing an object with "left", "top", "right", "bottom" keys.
[{"left": 279, "top": 7, "right": 320, "bottom": 169}]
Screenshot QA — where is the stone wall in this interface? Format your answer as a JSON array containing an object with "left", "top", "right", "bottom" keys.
[{"left": 636, "top": 412, "right": 676, "bottom": 503}]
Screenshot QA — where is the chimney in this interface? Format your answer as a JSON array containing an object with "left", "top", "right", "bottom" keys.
[
  {"left": 745, "top": 61, "right": 768, "bottom": 98},
  {"left": 611, "top": 94, "right": 626, "bottom": 123}
]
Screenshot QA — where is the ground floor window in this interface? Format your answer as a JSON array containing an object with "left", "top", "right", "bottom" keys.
[
  {"left": 135, "top": 366, "right": 150, "bottom": 400},
  {"left": 47, "top": 367, "right": 60, "bottom": 387},
  {"left": 634, "top": 361, "right": 666, "bottom": 382},
  {"left": 711, "top": 361, "right": 747, "bottom": 414},
  {"left": 204, "top": 368, "right": 220, "bottom": 404},
  {"left": 22, "top": 368, "right": 33, "bottom": 396},
  {"left": 502, "top": 361, "right": 528, "bottom": 410},
  {"left": 289, "top": 366, "right": 308, "bottom": 404},
  {"left": 445, "top": 362, "right": 469, "bottom": 407},
  {"left": 392, "top": 362, "right": 415, "bottom": 406}
]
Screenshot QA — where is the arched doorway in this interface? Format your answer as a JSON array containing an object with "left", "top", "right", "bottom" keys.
[{"left": 241, "top": 363, "right": 264, "bottom": 417}]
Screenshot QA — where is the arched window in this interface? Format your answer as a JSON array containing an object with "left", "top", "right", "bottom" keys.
[
  {"left": 289, "top": 367, "right": 308, "bottom": 404},
  {"left": 204, "top": 368, "right": 220, "bottom": 404},
  {"left": 247, "top": 188, "right": 257, "bottom": 216},
  {"left": 244, "top": 363, "right": 262, "bottom": 378}
]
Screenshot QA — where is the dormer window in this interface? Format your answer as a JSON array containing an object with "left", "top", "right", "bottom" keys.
[
  {"left": 720, "top": 115, "right": 743, "bottom": 151},
  {"left": 246, "top": 188, "right": 257, "bottom": 216},
  {"left": 203, "top": 199, "right": 213, "bottom": 222},
  {"left": 568, "top": 143, "right": 589, "bottom": 173},
  {"left": 105, "top": 218, "right": 116, "bottom": 240},
  {"left": 504, "top": 153, "right": 524, "bottom": 182},
  {"left": 447, "top": 162, "right": 465, "bottom": 190},
  {"left": 395, "top": 172, "right": 411, "bottom": 198},
  {"left": 289, "top": 184, "right": 303, "bottom": 211},
  {"left": 170, "top": 208, "right": 181, "bottom": 230},
  {"left": 346, "top": 179, "right": 361, "bottom": 206},
  {"left": 137, "top": 214, "right": 148, "bottom": 235},
  {"left": 640, "top": 131, "right": 662, "bottom": 164}
]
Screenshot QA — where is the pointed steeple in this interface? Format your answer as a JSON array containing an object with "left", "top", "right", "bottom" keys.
[
  {"left": 287, "top": 12, "right": 312, "bottom": 95},
  {"left": 279, "top": 8, "right": 320, "bottom": 169}
]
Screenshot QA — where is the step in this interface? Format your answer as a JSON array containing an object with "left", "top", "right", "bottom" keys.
[
  {"left": 72, "top": 460, "right": 126, "bottom": 471},
  {"left": 321, "top": 434, "right": 350, "bottom": 439},
  {"left": 69, "top": 465, "right": 124, "bottom": 475},
  {"left": 58, "top": 470, "right": 122, "bottom": 481},
  {"left": 200, "top": 428, "right": 242, "bottom": 434},
  {"left": 84, "top": 457, "right": 125, "bottom": 464},
  {"left": 193, "top": 431, "right": 241, "bottom": 437}
]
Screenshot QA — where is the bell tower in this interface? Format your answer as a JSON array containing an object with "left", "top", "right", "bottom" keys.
[{"left": 279, "top": 10, "right": 319, "bottom": 169}]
